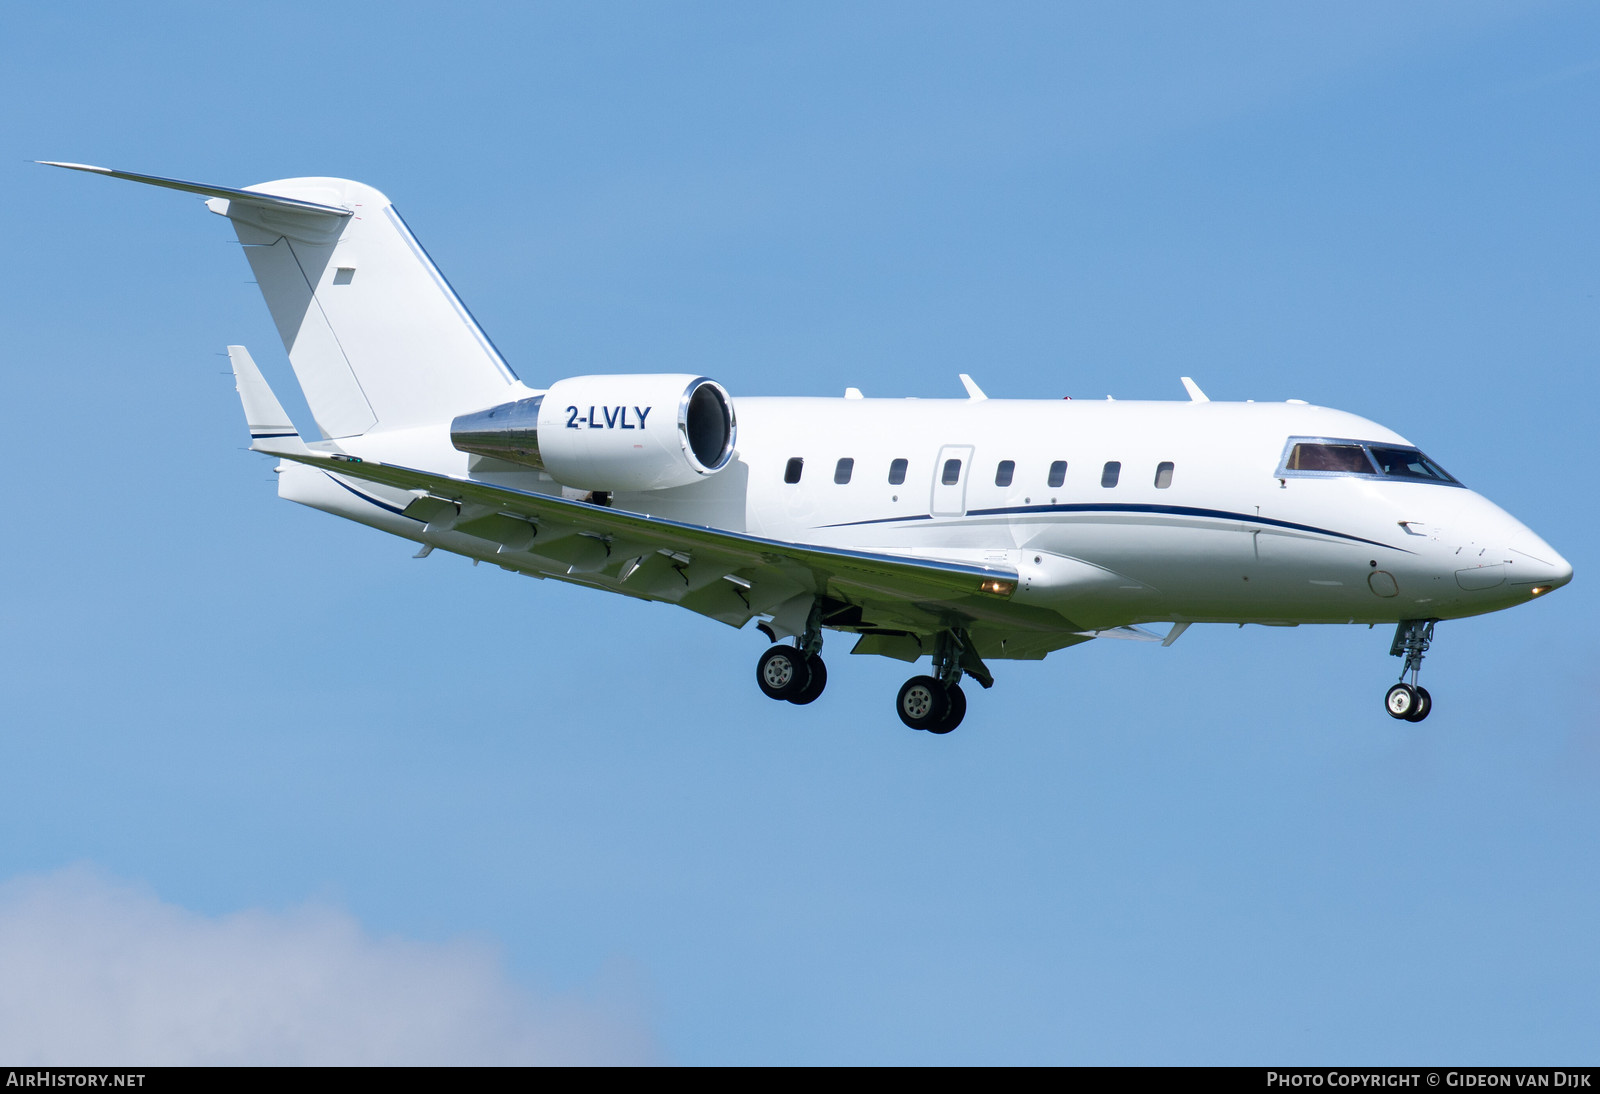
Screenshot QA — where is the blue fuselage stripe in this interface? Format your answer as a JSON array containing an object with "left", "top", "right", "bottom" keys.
[
  {"left": 324, "top": 472, "right": 417, "bottom": 520},
  {"left": 823, "top": 502, "right": 1408, "bottom": 553}
]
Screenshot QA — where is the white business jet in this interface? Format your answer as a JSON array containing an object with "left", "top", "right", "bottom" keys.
[{"left": 45, "top": 162, "right": 1573, "bottom": 733}]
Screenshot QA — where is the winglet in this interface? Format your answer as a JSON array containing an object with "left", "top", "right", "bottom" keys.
[
  {"left": 1180, "top": 377, "right": 1209, "bottom": 403},
  {"left": 958, "top": 374, "right": 988, "bottom": 400},
  {"left": 229, "top": 346, "right": 309, "bottom": 455}
]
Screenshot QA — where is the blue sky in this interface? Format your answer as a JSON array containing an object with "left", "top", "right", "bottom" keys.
[{"left": 2, "top": 1, "right": 1596, "bottom": 1064}]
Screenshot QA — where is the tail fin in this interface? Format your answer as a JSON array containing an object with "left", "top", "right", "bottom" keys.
[{"left": 43, "top": 162, "right": 518, "bottom": 439}]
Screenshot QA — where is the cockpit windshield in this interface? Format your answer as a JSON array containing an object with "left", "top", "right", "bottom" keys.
[
  {"left": 1366, "top": 446, "right": 1457, "bottom": 483},
  {"left": 1279, "top": 439, "right": 1460, "bottom": 486}
]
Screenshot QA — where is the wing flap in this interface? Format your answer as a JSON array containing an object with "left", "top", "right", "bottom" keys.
[{"left": 270, "top": 450, "right": 1048, "bottom": 633}]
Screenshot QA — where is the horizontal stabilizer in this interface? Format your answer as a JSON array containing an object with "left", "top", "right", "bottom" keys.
[
  {"left": 38, "top": 162, "right": 351, "bottom": 217},
  {"left": 229, "top": 346, "right": 308, "bottom": 455}
]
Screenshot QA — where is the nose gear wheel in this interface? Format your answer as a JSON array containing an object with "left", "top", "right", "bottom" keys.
[
  {"left": 1385, "top": 682, "right": 1431, "bottom": 722},
  {"left": 1385, "top": 620, "right": 1437, "bottom": 722}
]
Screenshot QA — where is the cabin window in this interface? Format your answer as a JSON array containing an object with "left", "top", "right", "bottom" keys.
[
  {"left": 834, "top": 458, "right": 854, "bottom": 484},
  {"left": 995, "top": 460, "right": 1015, "bottom": 487},
  {"left": 941, "top": 458, "right": 963, "bottom": 485},
  {"left": 888, "top": 458, "right": 908, "bottom": 485},
  {"left": 1048, "top": 460, "right": 1067, "bottom": 488},
  {"left": 1154, "top": 461, "right": 1174, "bottom": 489},
  {"left": 1101, "top": 461, "right": 1121, "bottom": 488},
  {"left": 784, "top": 457, "right": 804, "bottom": 484}
]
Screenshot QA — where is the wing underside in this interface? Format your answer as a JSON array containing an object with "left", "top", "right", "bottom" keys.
[{"left": 272, "top": 447, "right": 1089, "bottom": 662}]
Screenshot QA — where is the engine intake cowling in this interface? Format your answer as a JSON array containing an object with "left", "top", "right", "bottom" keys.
[{"left": 450, "top": 374, "right": 736, "bottom": 492}]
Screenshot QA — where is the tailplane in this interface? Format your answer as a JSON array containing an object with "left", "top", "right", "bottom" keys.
[
  {"left": 229, "top": 345, "right": 308, "bottom": 456},
  {"left": 44, "top": 162, "right": 519, "bottom": 439}
]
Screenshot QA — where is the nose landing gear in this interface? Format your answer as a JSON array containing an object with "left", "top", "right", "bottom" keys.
[{"left": 1385, "top": 619, "right": 1436, "bottom": 722}]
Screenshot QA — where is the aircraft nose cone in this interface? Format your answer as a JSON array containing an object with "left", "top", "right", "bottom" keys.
[{"left": 1509, "top": 529, "right": 1573, "bottom": 595}]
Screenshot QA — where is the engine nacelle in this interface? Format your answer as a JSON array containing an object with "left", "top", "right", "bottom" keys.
[{"left": 450, "top": 374, "right": 736, "bottom": 492}]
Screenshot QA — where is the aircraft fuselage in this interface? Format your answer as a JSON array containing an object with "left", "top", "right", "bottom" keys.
[{"left": 318, "top": 394, "right": 1568, "bottom": 638}]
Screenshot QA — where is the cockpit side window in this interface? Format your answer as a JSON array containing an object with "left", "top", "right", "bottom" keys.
[
  {"left": 1286, "top": 443, "right": 1374, "bottom": 473},
  {"left": 1277, "top": 437, "right": 1462, "bottom": 486}
]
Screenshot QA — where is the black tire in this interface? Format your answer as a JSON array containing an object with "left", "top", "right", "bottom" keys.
[
  {"left": 788, "top": 655, "right": 828, "bottom": 705},
  {"left": 756, "top": 645, "right": 811, "bottom": 701},
  {"left": 1405, "top": 685, "right": 1432, "bottom": 722},
  {"left": 897, "top": 675, "right": 950, "bottom": 730},
  {"left": 1385, "top": 683, "right": 1419, "bottom": 720},
  {"left": 926, "top": 683, "right": 966, "bottom": 734}
]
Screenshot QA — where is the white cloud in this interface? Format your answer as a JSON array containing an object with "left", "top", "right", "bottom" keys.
[{"left": 0, "top": 867, "right": 658, "bottom": 1065}]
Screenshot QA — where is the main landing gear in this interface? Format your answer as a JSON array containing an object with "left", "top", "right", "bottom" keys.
[
  {"left": 895, "top": 629, "right": 990, "bottom": 735},
  {"left": 1385, "top": 619, "right": 1436, "bottom": 722},
  {"left": 753, "top": 613, "right": 992, "bottom": 735},
  {"left": 755, "top": 642, "right": 827, "bottom": 705},
  {"left": 896, "top": 675, "right": 965, "bottom": 734},
  {"left": 755, "top": 600, "right": 828, "bottom": 706}
]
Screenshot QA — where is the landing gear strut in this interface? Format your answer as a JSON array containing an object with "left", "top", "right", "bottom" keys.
[
  {"left": 896, "top": 629, "right": 987, "bottom": 734},
  {"left": 1385, "top": 619, "right": 1435, "bottom": 722},
  {"left": 754, "top": 601, "right": 827, "bottom": 706}
]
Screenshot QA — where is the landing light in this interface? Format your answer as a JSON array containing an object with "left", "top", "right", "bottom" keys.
[
  {"left": 980, "top": 578, "right": 1016, "bottom": 597},
  {"left": 1530, "top": 586, "right": 1552, "bottom": 597}
]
